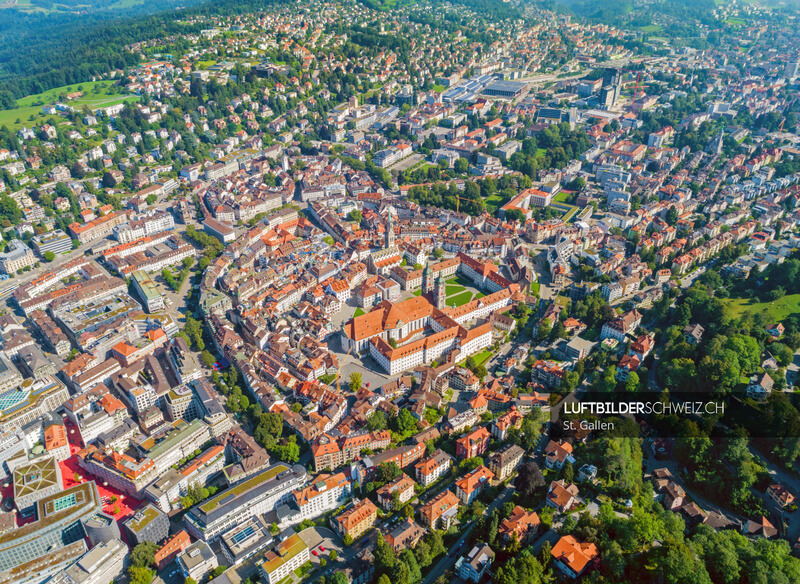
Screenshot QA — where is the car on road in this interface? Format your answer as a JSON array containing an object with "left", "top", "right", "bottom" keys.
[{"left": 312, "top": 550, "right": 318, "bottom": 556}]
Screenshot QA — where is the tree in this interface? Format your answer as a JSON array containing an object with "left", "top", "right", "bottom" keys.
[
  {"left": 562, "top": 461, "right": 574, "bottom": 483},
  {"left": 130, "top": 542, "right": 159, "bottom": 568},
  {"left": 43, "top": 251, "right": 55, "bottom": 262},
  {"left": 535, "top": 321, "right": 551, "bottom": 343},
  {"left": 454, "top": 157, "right": 469, "bottom": 173},
  {"left": 514, "top": 462, "right": 545, "bottom": 498},
  {"left": 331, "top": 572, "right": 349, "bottom": 584},
  {"left": 625, "top": 371, "right": 640, "bottom": 393},
  {"left": 201, "top": 350, "right": 216, "bottom": 368},
  {"left": 347, "top": 209, "right": 362, "bottom": 223},
  {"left": 146, "top": 194, "right": 157, "bottom": 205},
  {"left": 210, "top": 566, "right": 226, "bottom": 578},
  {"left": 343, "top": 534, "right": 353, "bottom": 546},
  {"left": 349, "top": 372, "right": 362, "bottom": 392},
  {"left": 666, "top": 205, "right": 679, "bottom": 226},
  {"left": 367, "top": 411, "right": 387, "bottom": 431},
  {"left": 329, "top": 550, "right": 338, "bottom": 561},
  {"left": 128, "top": 567, "right": 155, "bottom": 584}
]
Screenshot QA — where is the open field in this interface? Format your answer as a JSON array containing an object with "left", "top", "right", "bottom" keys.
[
  {"left": 723, "top": 294, "right": 800, "bottom": 322},
  {"left": 0, "top": 81, "right": 138, "bottom": 130},
  {"left": 637, "top": 24, "right": 663, "bottom": 33}
]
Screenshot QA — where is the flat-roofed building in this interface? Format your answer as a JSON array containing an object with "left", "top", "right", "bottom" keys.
[
  {"left": 184, "top": 463, "right": 307, "bottom": 541},
  {"left": 124, "top": 503, "right": 169, "bottom": 545},
  {"left": 220, "top": 516, "right": 273, "bottom": 566},
  {"left": 12, "top": 455, "right": 62, "bottom": 510},
  {"left": 80, "top": 511, "right": 121, "bottom": 547},
  {"left": 48, "top": 538, "right": 127, "bottom": 584},
  {"left": 0, "top": 375, "right": 69, "bottom": 430},
  {"left": 177, "top": 541, "right": 219, "bottom": 582},
  {"left": 31, "top": 229, "right": 73, "bottom": 257},
  {"left": 0, "top": 481, "right": 102, "bottom": 574},
  {"left": 131, "top": 270, "right": 165, "bottom": 313}
]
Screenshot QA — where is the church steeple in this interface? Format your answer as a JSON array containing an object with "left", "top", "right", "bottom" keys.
[
  {"left": 423, "top": 262, "right": 433, "bottom": 293},
  {"left": 435, "top": 274, "right": 446, "bottom": 310},
  {"left": 385, "top": 211, "right": 395, "bottom": 249}
]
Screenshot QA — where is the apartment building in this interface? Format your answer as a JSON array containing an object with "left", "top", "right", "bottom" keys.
[
  {"left": 291, "top": 471, "right": 352, "bottom": 521},
  {"left": 333, "top": 499, "right": 378, "bottom": 540}
]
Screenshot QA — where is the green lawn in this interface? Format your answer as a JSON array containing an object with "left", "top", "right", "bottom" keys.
[
  {"left": 0, "top": 80, "right": 138, "bottom": 131},
  {"left": 725, "top": 17, "right": 746, "bottom": 26},
  {"left": 485, "top": 194, "right": 505, "bottom": 211},
  {"left": 447, "top": 275, "right": 476, "bottom": 288},
  {"left": 637, "top": 24, "right": 663, "bottom": 33},
  {"left": 553, "top": 191, "right": 571, "bottom": 204},
  {"left": 353, "top": 308, "right": 365, "bottom": 318},
  {"left": 447, "top": 291, "right": 474, "bottom": 307},
  {"left": 472, "top": 350, "right": 493, "bottom": 366},
  {"left": 445, "top": 284, "right": 466, "bottom": 295},
  {"left": 723, "top": 294, "right": 800, "bottom": 322},
  {"left": 413, "top": 289, "right": 423, "bottom": 297}
]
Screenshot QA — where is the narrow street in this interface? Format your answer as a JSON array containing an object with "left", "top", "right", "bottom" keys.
[{"left": 420, "top": 485, "right": 516, "bottom": 584}]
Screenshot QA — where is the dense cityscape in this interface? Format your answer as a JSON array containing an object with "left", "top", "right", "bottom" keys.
[{"left": 0, "top": 0, "right": 798, "bottom": 583}]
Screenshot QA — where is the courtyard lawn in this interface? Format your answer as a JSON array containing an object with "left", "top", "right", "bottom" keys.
[
  {"left": 446, "top": 291, "right": 474, "bottom": 307},
  {"left": 413, "top": 289, "right": 422, "bottom": 296},
  {"left": 353, "top": 308, "right": 365, "bottom": 317},
  {"left": 723, "top": 294, "right": 800, "bottom": 322},
  {"left": 447, "top": 275, "right": 475, "bottom": 288},
  {"left": 445, "top": 284, "right": 466, "bottom": 295},
  {"left": 471, "top": 350, "right": 493, "bottom": 366}
]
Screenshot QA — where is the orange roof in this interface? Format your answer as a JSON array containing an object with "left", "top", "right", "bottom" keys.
[
  {"left": 154, "top": 530, "right": 191, "bottom": 565},
  {"left": 44, "top": 424, "right": 67, "bottom": 451},
  {"left": 112, "top": 342, "right": 137, "bottom": 357},
  {"left": 455, "top": 465, "right": 494, "bottom": 494},
  {"left": 99, "top": 393, "right": 126, "bottom": 415},
  {"left": 145, "top": 328, "right": 166, "bottom": 342},
  {"left": 551, "top": 535, "right": 598, "bottom": 575},
  {"left": 336, "top": 499, "right": 378, "bottom": 531}
]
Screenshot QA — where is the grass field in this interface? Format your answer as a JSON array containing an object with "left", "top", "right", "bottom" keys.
[
  {"left": 637, "top": 24, "right": 663, "bottom": 33},
  {"left": 471, "top": 350, "right": 492, "bottom": 366},
  {"left": 353, "top": 308, "right": 365, "bottom": 318},
  {"left": 725, "top": 17, "right": 746, "bottom": 26},
  {"left": 447, "top": 291, "right": 473, "bottom": 307},
  {"left": 0, "top": 81, "right": 138, "bottom": 131},
  {"left": 723, "top": 294, "right": 800, "bottom": 321},
  {"left": 553, "top": 191, "right": 571, "bottom": 203},
  {"left": 445, "top": 284, "right": 465, "bottom": 295}
]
